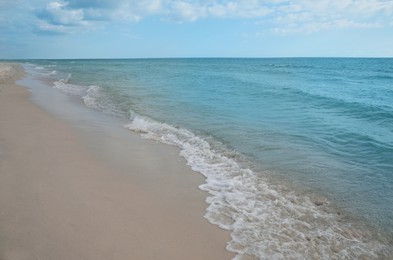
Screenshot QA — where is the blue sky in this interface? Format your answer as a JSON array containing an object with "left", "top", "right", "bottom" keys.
[{"left": 1, "top": 0, "right": 393, "bottom": 59}]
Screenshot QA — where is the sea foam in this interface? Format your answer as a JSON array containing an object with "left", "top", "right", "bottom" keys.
[
  {"left": 82, "top": 85, "right": 126, "bottom": 117},
  {"left": 125, "top": 116, "right": 390, "bottom": 259},
  {"left": 53, "top": 78, "right": 86, "bottom": 96}
]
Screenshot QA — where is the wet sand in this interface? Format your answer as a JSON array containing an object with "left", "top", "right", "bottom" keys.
[{"left": 0, "top": 63, "right": 233, "bottom": 260}]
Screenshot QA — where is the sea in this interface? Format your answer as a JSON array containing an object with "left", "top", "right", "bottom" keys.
[{"left": 19, "top": 58, "right": 393, "bottom": 259}]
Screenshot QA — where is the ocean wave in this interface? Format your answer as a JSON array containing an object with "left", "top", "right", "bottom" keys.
[
  {"left": 50, "top": 74, "right": 128, "bottom": 118},
  {"left": 125, "top": 115, "right": 391, "bottom": 259},
  {"left": 83, "top": 85, "right": 101, "bottom": 109},
  {"left": 284, "top": 86, "right": 393, "bottom": 125},
  {"left": 268, "top": 63, "right": 317, "bottom": 69},
  {"left": 41, "top": 70, "right": 57, "bottom": 76},
  {"left": 365, "top": 74, "right": 393, "bottom": 80},
  {"left": 53, "top": 76, "right": 86, "bottom": 96},
  {"left": 82, "top": 85, "right": 127, "bottom": 117}
]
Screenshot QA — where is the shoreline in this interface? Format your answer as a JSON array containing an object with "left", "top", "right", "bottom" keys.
[
  {"left": 3, "top": 61, "right": 392, "bottom": 259},
  {"left": 0, "top": 63, "right": 233, "bottom": 259}
]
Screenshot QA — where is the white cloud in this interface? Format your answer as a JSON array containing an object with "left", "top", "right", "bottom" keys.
[
  {"left": 270, "top": 0, "right": 393, "bottom": 34},
  {"left": 32, "top": 0, "right": 393, "bottom": 34},
  {"left": 139, "top": 0, "right": 164, "bottom": 13},
  {"left": 44, "top": 1, "right": 85, "bottom": 26},
  {"left": 36, "top": 1, "right": 95, "bottom": 33},
  {"left": 36, "top": 19, "right": 69, "bottom": 34},
  {"left": 166, "top": 1, "right": 272, "bottom": 21},
  {"left": 272, "top": 19, "right": 382, "bottom": 35}
]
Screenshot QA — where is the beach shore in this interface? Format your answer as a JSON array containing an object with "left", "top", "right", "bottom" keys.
[{"left": 0, "top": 63, "right": 233, "bottom": 260}]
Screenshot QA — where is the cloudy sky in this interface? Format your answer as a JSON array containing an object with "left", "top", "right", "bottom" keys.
[{"left": 1, "top": 0, "right": 393, "bottom": 59}]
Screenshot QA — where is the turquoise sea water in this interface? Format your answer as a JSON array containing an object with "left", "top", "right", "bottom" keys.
[{"left": 23, "top": 58, "right": 393, "bottom": 258}]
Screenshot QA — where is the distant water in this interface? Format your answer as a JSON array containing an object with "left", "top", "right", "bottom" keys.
[{"left": 23, "top": 58, "right": 393, "bottom": 258}]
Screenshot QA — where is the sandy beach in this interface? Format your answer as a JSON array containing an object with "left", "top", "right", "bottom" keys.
[{"left": 0, "top": 63, "right": 233, "bottom": 260}]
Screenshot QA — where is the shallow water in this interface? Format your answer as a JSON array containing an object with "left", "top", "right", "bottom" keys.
[{"left": 21, "top": 58, "right": 393, "bottom": 259}]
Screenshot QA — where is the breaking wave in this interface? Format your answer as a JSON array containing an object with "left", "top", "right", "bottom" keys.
[{"left": 125, "top": 116, "right": 391, "bottom": 259}]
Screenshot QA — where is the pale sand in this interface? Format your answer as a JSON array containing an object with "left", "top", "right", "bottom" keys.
[{"left": 0, "top": 63, "right": 233, "bottom": 260}]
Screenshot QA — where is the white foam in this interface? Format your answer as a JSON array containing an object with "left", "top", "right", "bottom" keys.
[
  {"left": 82, "top": 85, "right": 127, "bottom": 117},
  {"left": 47, "top": 72, "right": 125, "bottom": 118},
  {"left": 53, "top": 78, "right": 85, "bottom": 96},
  {"left": 125, "top": 115, "right": 390, "bottom": 259},
  {"left": 41, "top": 70, "right": 57, "bottom": 76},
  {"left": 83, "top": 85, "right": 101, "bottom": 108}
]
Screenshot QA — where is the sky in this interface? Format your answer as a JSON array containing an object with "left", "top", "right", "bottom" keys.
[{"left": 1, "top": 0, "right": 393, "bottom": 59}]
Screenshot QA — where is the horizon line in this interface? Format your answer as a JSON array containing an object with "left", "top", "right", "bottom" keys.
[{"left": 1, "top": 56, "right": 393, "bottom": 61}]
